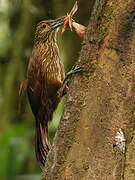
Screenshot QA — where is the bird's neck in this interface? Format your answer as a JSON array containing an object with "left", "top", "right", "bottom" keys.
[
  {"left": 33, "top": 35, "right": 59, "bottom": 63},
  {"left": 34, "top": 36, "right": 57, "bottom": 52},
  {"left": 34, "top": 30, "right": 57, "bottom": 46}
]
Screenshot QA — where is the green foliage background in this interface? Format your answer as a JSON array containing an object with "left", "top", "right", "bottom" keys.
[{"left": 0, "top": 0, "right": 91, "bottom": 179}]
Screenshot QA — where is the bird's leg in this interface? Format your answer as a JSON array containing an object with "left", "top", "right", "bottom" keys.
[
  {"left": 58, "top": 65, "right": 84, "bottom": 98},
  {"left": 57, "top": 82, "right": 68, "bottom": 98}
]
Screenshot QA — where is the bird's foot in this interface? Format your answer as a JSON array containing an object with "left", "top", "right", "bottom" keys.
[
  {"left": 63, "top": 65, "right": 84, "bottom": 84},
  {"left": 58, "top": 65, "right": 84, "bottom": 98}
]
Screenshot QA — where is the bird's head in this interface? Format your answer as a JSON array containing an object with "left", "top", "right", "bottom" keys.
[{"left": 35, "top": 16, "right": 65, "bottom": 43}]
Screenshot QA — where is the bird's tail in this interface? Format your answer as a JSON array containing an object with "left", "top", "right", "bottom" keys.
[{"left": 35, "top": 121, "right": 51, "bottom": 170}]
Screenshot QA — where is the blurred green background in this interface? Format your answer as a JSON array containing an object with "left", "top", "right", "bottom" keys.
[{"left": 0, "top": 0, "right": 92, "bottom": 179}]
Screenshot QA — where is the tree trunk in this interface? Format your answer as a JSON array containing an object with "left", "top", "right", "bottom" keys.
[{"left": 42, "top": 0, "right": 135, "bottom": 179}]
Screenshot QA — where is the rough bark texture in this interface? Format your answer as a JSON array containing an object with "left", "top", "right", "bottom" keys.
[{"left": 42, "top": 0, "right": 135, "bottom": 179}]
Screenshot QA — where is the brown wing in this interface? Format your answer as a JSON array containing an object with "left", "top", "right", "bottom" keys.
[{"left": 27, "top": 79, "right": 43, "bottom": 118}]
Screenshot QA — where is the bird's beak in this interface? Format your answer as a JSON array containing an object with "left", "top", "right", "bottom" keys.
[{"left": 50, "top": 16, "right": 65, "bottom": 30}]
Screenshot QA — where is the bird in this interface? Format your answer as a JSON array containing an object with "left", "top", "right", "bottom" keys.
[{"left": 26, "top": 16, "right": 66, "bottom": 170}]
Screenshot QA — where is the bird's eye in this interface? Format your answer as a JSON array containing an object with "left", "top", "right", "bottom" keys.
[{"left": 43, "top": 24, "right": 46, "bottom": 28}]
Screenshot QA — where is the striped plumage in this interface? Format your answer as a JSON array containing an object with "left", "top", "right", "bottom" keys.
[{"left": 27, "top": 17, "right": 65, "bottom": 170}]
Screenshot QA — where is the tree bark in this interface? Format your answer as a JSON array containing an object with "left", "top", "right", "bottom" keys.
[{"left": 42, "top": 0, "right": 135, "bottom": 179}]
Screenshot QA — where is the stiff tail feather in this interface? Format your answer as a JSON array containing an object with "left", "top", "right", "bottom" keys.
[{"left": 35, "top": 121, "right": 51, "bottom": 170}]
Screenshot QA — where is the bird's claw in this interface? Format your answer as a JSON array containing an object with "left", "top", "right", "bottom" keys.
[{"left": 63, "top": 65, "right": 84, "bottom": 84}]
